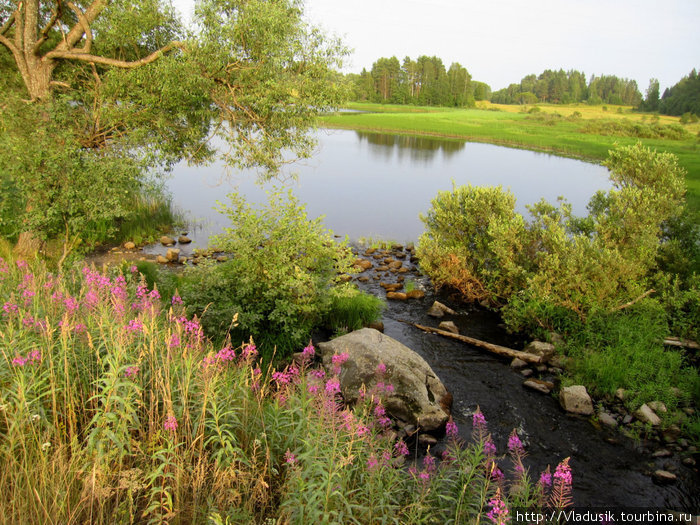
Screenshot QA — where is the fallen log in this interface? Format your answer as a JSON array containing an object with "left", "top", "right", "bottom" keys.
[
  {"left": 663, "top": 337, "right": 700, "bottom": 350},
  {"left": 407, "top": 322, "right": 543, "bottom": 364}
]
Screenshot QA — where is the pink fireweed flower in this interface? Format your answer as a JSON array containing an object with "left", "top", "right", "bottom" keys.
[
  {"left": 484, "top": 437, "right": 497, "bottom": 456},
  {"left": 356, "top": 424, "right": 369, "bottom": 438},
  {"left": 486, "top": 488, "right": 510, "bottom": 525},
  {"left": 272, "top": 371, "right": 292, "bottom": 385},
  {"left": 553, "top": 457, "right": 572, "bottom": 486},
  {"left": 367, "top": 454, "right": 379, "bottom": 471},
  {"left": 538, "top": 468, "right": 552, "bottom": 488},
  {"left": 331, "top": 352, "right": 349, "bottom": 374},
  {"left": 126, "top": 319, "right": 144, "bottom": 333},
  {"left": 169, "top": 334, "right": 180, "bottom": 348},
  {"left": 16, "top": 259, "right": 28, "bottom": 269},
  {"left": 12, "top": 350, "right": 41, "bottom": 367},
  {"left": 376, "top": 362, "right": 387, "bottom": 376},
  {"left": 307, "top": 383, "right": 320, "bottom": 395},
  {"left": 325, "top": 377, "right": 341, "bottom": 395},
  {"left": 446, "top": 418, "right": 459, "bottom": 439},
  {"left": 301, "top": 341, "right": 315, "bottom": 360},
  {"left": 508, "top": 430, "right": 524, "bottom": 455},
  {"left": 171, "top": 294, "right": 183, "bottom": 305},
  {"left": 240, "top": 343, "right": 258, "bottom": 361},
  {"left": 490, "top": 463, "right": 505, "bottom": 482},
  {"left": 130, "top": 265, "right": 138, "bottom": 273},
  {"left": 164, "top": 415, "right": 178, "bottom": 432},
  {"left": 310, "top": 369, "right": 326, "bottom": 379},
  {"left": 125, "top": 366, "right": 139, "bottom": 378},
  {"left": 73, "top": 323, "right": 87, "bottom": 334},
  {"left": 83, "top": 290, "right": 99, "bottom": 309},
  {"left": 418, "top": 470, "right": 430, "bottom": 482},
  {"left": 394, "top": 439, "right": 410, "bottom": 457},
  {"left": 549, "top": 457, "right": 573, "bottom": 509},
  {"left": 423, "top": 453, "right": 436, "bottom": 472},
  {"left": 63, "top": 296, "right": 80, "bottom": 315},
  {"left": 251, "top": 367, "right": 261, "bottom": 391},
  {"left": 2, "top": 302, "right": 19, "bottom": 315},
  {"left": 12, "top": 355, "right": 28, "bottom": 366},
  {"left": 284, "top": 450, "right": 296, "bottom": 465},
  {"left": 472, "top": 407, "right": 488, "bottom": 441}
]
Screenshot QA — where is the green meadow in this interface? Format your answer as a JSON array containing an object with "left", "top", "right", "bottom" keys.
[{"left": 321, "top": 102, "right": 700, "bottom": 213}]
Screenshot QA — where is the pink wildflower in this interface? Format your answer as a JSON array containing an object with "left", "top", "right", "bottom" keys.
[
  {"left": 331, "top": 352, "right": 349, "bottom": 374},
  {"left": 171, "top": 294, "right": 183, "bottom": 305},
  {"left": 356, "top": 425, "right": 370, "bottom": 438},
  {"left": 325, "top": 377, "right": 341, "bottom": 395},
  {"left": 423, "top": 453, "right": 436, "bottom": 472},
  {"left": 125, "top": 366, "right": 139, "bottom": 378},
  {"left": 240, "top": 343, "right": 258, "bottom": 360},
  {"left": 538, "top": 468, "right": 552, "bottom": 488},
  {"left": 376, "top": 362, "right": 387, "bottom": 376},
  {"left": 16, "top": 260, "right": 28, "bottom": 269},
  {"left": 2, "top": 302, "right": 18, "bottom": 315},
  {"left": 301, "top": 342, "right": 315, "bottom": 362},
  {"left": 272, "top": 371, "right": 292, "bottom": 385},
  {"left": 126, "top": 319, "right": 143, "bottom": 333},
  {"left": 484, "top": 437, "right": 496, "bottom": 456},
  {"left": 310, "top": 369, "right": 326, "bottom": 379},
  {"left": 445, "top": 418, "right": 459, "bottom": 439},
  {"left": 507, "top": 430, "right": 524, "bottom": 455},
  {"left": 169, "top": 334, "right": 180, "bottom": 348},
  {"left": 367, "top": 454, "right": 379, "bottom": 471},
  {"left": 130, "top": 265, "right": 138, "bottom": 273},
  {"left": 284, "top": 450, "right": 296, "bottom": 465},
  {"left": 553, "top": 457, "right": 572, "bottom": 486},
  {"left": 394, "top": 439, "right": 409, "bottom": 457},
  {"left": 486, "top": 488, "right": 510, "bottom": 525},
  {"left": 164, "top": 415, "right": 178, "bottom": 432}
]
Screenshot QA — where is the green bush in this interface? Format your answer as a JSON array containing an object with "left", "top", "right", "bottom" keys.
[
  {"left": 181, "top": 189, "right": 355, "bottom": 360},
  {"left": 323, "top": 286, "right": 385, "bottom": 335}
]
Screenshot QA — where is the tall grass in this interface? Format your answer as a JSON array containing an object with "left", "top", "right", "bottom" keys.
[{"left": 0, "top": 255, "right": 570, "bottom": 524}]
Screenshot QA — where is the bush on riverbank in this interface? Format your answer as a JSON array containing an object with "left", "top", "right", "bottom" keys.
[
  {"left": 0, "top": 254, "right": 570, "bottom": 523},
  {"left": 180, "top": 189, "right": 381, "bottom": 361}
]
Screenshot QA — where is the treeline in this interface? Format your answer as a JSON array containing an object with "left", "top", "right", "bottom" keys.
[
  {"left": 641, "top": 69, "right": 700, "bottom": 116},
  {"left": 346, "top": 55, "right": 491, "bottom": 107},
  {"left": 491, "top": 69, "right": 642, "bottom": 105}
]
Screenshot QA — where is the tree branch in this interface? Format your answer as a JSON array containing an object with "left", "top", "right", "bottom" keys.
[
  {"left": 0, "top": 32, "right": 19, "bottom": 56},
  {"left": 1, "top": 12, "right": 15, "bottom": 36},
  {"left": 63, "top": 1, "right": 92, "bottom": 53},
  {"left": 33, "top": 2, "right": 63, "bottom": 52},
  {"left": 45, "top": 41, "right": 186, "bottom": 68},
  {"left": 610, "top": 289, "right": 655, "bottom": 312},
  {"left": 54, "top": 0, "right": 106, "bottom": 52}
]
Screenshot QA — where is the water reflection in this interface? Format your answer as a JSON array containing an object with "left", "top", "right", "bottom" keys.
[
  {"left": 356, "top": 131, "right": 466, "bottom": 163},
  {"left": 151, "top": 129, "right": 612, "bottom": 252}
]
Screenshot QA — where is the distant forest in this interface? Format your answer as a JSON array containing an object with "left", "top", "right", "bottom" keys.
[{"left": 346, "top": 57, "right": 700, "bottom": 117}]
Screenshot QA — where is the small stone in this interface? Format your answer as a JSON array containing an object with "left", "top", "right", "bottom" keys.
[
  {"left": 357, "top": 276, "right": 370, "bottom": 283},
  {"left": 427, "top": 301, "right": 456, "bottom": 318},
  {"left": 510, "top": 358, "right": 528, "bottom": 369},
  {"left": 166, "top": 248, "right": 180, "bottom": 262},
  {"left": 178, "top": 235, "right": 192, "bottom": 244},
  {"left": 438, "top": 321, "right": 459, "bottom": 334},
  {"left": 678, "top": 439, "right": 689, "bottom": 448},
  {"left": 688, "top": 446, "right": 698, "bottom": 453},
  {"left": 368, "top": 321, "right": 384, "bottom": 333},
  {"left": 622, "top": 414, "right": 633, "bottom": 425},
  {"left": 179, "top": 256, "right": 188, "bottom": 264},
  {"left": 525, "top": 341, "right": 556, "bottom": 361},
  {"left": 652, "top": 470, "right": 677, "bottom": 484},
  {"left": 662, "top": 425, "right": 681, "bottom": 443},
  {"left": 598, "top": 411, "right": 618, "bottom": 428},
  {"left": 395, "top": 252, "right": 406, "bottom": 260},
  {"left": 417, "top": 434, "right": 438, "bottom": 447},
  {"left": 364, "top": 248, "right": 376, "bottom": 255},
  {"left": 216, "top": 256, "right": 228, "bottom": 263},
  {"left": 634, "top": 404, "right": 662, "bottom": 426},
  {"left": 648, "top": 401, "right": 667, "bottom": 413},
  {"left": 156, "top": 255, "right": 168, "bottom": 264},
  {"left": 682, "top": 407, "right": 695, "bottom": 416},
  {"left": 559, "top": 385, "right": 594, "bottom": 416},
  {"left": 123, "top": 241, "right": 136, "bottom": 250},
  {"left": 524, "top": 379, "right": 554, "bottom": 394},
  {"left": 387, "top": 292, "right": 408, "bottom": 301},
  {"left": 405, "top": 289, "right": 425, "bottom": 299},
  {"left": 549, "top": 356, "right": 569, "bottom": 369},
  {"left": 354, "top": 258, "right": 373, "bottom": 271},
  {"left": 381, "top": 283, "right": 403, "bottom": 292},
  {"left": 160, "top": 236, "right": 176, "bottom": 246},
  {"left": 520, "top": 369, "right": 534, "bottom": 377},
  {"left": 653, "top": 449, "right": 673, "bottom": 458},
  {"left": 536, "top": 364, "right": 548, "bottom": 373},
  {"left": 339, "top": 275, "right": 352, "bottom": 282},
  {"left": 548, "top": 367, "right": 563, "bottom": 374},
  {"left": 615, "top": 388, "right": 627, "bottom": 402},
  {"left": 682, "top": 457, "right": 696, "bottom": 467}
]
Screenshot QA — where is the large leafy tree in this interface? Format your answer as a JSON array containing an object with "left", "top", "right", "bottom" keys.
[{"left": 0, "top": 0, "right": 346, "bottom": 261}]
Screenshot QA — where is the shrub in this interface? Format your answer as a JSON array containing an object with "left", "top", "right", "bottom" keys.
[{"left": 181, "top": 189, "right": 355, "bottom": 360}]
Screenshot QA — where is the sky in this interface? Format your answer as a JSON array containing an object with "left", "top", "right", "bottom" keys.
[{"left": 172, "top": 0, "right": 700, "bottom": 94}]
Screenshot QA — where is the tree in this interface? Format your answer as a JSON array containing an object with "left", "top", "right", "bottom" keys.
[{"left": 0, "top": 0, "right": 347, "bottom": 260}]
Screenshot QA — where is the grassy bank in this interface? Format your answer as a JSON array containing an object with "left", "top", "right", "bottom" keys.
[
  {"left": 0, "top": 252, "right": 571, "bottom": 523},
  {"left": 321, "top": 102, "right": 700, "bottom": 213}
]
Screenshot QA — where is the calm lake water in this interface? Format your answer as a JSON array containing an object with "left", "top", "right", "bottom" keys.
[{"left": 158, "top": 129, "right": 611, "bottom": 250}]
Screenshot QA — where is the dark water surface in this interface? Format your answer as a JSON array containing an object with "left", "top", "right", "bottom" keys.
[{"left": 154, "top": 129, "right": 611, "bottom": 251}]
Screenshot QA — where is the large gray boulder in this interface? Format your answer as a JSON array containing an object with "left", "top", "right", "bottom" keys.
[{"left": 317, "top": 328, "right": 450, "bottom": 432}]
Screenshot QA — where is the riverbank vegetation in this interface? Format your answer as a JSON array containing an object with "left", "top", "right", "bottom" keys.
[
  {"left": 0, "top": 250, "right": 573, "bottom": 524},
  {"left": 417, "top": 143, "right": 700, "bottom": 442},
  {"left": 320, "top": 102, "right": 700, "bottom": 213}
]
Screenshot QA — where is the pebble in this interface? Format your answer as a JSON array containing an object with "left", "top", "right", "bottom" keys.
[
  {"left": 510, "top": 358, "right": 528, "bottom": 369},
  {"left": 523, "top": 379, "right": 554, "bottom": 394},
  {"left": 652, "top": 449, "right": 672, "bottom": 458},
  {"left": 652, "top": 470, "right": 677, "bottom": 484},
  {"left": 682, "top": 457, "right": 696, "bottom": 467},
  {"left": 417, "top": 434, "right": 438, "bottom": 447},
  {"left": 520, "top": 369, "right": 534, "bottom": 378},
  {"left": 622, "top": 415, "right": 633, "bottom": 425},
  {"left": 598, "top": 411, "right": 618, "bottom": 428}
]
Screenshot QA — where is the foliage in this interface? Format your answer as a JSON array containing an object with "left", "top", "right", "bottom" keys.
[
  {"left": 580, "top": 119, "right": 692, "bottom": 140},
  {"left": 562, "top": 304, "right": 699, "bottom": 415},
  {"left": 0, "top": 255, "right": 568, "bottom": 523},
  {"left": 659, "top": 69, "right": 700, "bottom": 116},
  {"left": 418, "top": 143, "right": 687, "bottom": 330},
  {"left": 181, "top": 189, "right": 355, "bottom": 360},
  {"left": 491, "top": 69, "right": 641, "bottom": 106},
  {"left": 0, "top": 0, "right": 348, "bottom": 257},
  {"left": 323, "top": 285, "right": 385, "bottom": 335}
]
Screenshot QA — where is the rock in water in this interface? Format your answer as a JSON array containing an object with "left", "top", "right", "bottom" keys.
[
  {"left": 160, "top": 235, "right": 176, "bottom": 246},
  {"left": 166, "top": 248, "right": 181, "bottom": 262},
  {"left": 317, "top": 328, "right": 450, "bottom": 432},
  {"left": 427, "top": 301, "right": 456, "bottom": 318},
  {"left": 438, "top": 321, "right": 459, "bottom": 334},
  {"left": 559, "top": 385, "right": 594, "bottom": 415}
]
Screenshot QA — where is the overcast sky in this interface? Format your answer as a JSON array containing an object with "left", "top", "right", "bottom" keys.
[{"left": 173, "top": 0, "right": 700, "bottom": 94}]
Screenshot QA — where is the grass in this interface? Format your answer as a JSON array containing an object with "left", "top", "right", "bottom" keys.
[
  {"left": 0, "top": 253, "right": 570, "bottom": 523},
  {"left": 321, "top": 102, "right": 700, "bottom": 213},
  {"left": 324, "top": 288, "right": 385, "bottom": 335}
]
